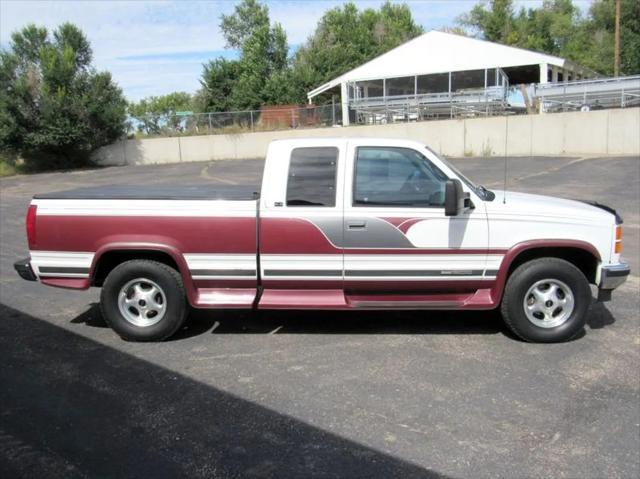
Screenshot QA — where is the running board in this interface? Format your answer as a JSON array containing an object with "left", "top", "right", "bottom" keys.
[
  {"left": 258, "top": 289, "right": 349, "bottom": 309},
  {"left": 198, "top": 288, "right": 498, "bottom": 310},
  {"left": 346, "top": 289, "right": 495, "bottom": 310}
]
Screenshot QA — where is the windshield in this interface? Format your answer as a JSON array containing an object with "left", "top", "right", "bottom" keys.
[{"left": 424, "top": 146, "right": 493, "bottom": 200}]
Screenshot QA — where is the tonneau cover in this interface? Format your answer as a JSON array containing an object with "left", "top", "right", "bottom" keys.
[{"left": 34, "top": 184, "right": 260, "bottom": 201}]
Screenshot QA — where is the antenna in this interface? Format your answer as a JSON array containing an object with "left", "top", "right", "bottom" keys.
[{"left": 503, "top": 115, "right": 508, "bottom": 204}]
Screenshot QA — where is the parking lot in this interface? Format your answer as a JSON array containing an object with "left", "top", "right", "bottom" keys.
[{"left": 1, "top": 155, "right": 638, "bottom": 478}]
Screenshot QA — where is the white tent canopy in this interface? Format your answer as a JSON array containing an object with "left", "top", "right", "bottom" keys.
[{"left": 307, "top": 31, "right": 593, "bottom": 124}]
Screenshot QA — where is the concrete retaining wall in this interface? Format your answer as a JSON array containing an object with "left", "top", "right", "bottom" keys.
[{"left": 93, "top": 108, "right": 640, "bottom": 166}]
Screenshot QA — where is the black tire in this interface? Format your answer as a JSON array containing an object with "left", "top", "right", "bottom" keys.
[
  {"left": 100, "top": 260, "right": 187, "bottom": 341},
  {"left": 500, "top": 258, "right": 591, "bottom": 343}
]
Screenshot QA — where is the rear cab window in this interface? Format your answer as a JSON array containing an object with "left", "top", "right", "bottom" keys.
[{"left": 286, "top": 147, "right": 339, "bottom": 207}]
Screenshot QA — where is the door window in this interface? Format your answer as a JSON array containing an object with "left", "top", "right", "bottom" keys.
[
  {"left": 286, "top": 147, "right": 338, "bottom": 207},
  {"left": 353, "top": 147, "right": 448, "bottom": 207}
]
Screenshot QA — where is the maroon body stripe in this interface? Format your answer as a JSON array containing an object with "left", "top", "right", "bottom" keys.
[
  {"left": 41, "top": 278, "right": 91, "bottom": 290},
  {"left": 344, "top": 279, "right": 494, "bottom": 293},
  {"left": 34, "top": 215, "right": 257, "bottom": 253},
  {"left": 260, "top": 217, "right": 341, "bottom": 254},
  {"left": 262, "top": 279, "right": 343, "bottom": 290},
  {"left": 397, "top": 218, "right": 424, "bottom": 233},
  {"left": 193, "top": 279, "right": 257, "bottom": 288},
  {"left": 379, "top": 217, "right": 411, "bottom": 228}
]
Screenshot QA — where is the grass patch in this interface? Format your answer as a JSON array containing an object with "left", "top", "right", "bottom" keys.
[{"left": 0, "top": 159, "right": 18, "bottom": 177}]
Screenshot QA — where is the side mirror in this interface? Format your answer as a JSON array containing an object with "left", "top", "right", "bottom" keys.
[{"left": 444, "top": 179, "right": 470, "bottom": 216}]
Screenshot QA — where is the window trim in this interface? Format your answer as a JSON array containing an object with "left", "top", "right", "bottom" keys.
[
  {"left": 285, "top": 146, "right": 339, "bottom": 208},
  {"left": 351, "top": 146, "right": 450, "bottom": 209}
]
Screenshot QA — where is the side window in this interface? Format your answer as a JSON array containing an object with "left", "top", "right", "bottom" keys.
[
  {"left": 354, "top": 147, "right": 448, "bottom": 207},
  {"left": 286, "top": 147, "right": 338, "bottom": 207}
]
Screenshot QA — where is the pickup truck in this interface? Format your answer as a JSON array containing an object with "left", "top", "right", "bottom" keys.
[{"left": 14, "top": 138, "right": 629, "bottom": 343}]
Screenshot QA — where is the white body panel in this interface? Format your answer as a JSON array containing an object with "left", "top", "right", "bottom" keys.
[
  {"left": 32, "top": 199, "right": 256, "bottom": 217},
  {"left": 486, "top": 191, "right": 616, "bottom": 265}
]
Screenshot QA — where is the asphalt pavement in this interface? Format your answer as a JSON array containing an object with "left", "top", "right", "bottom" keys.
[{"left": 1, "top": 154, "right": 638, "bottom": 478}]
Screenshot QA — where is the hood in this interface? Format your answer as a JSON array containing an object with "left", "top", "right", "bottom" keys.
[{"left": 485, "top": 190, "right": 617, "bottom": 224}]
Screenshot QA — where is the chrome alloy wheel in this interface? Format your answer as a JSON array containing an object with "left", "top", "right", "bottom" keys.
[
  {"left": 523, "top": 279, "right": 575, "bottom": 328},
  {"left": 117, "top": 278, "right": 167, "bottom": 327}
]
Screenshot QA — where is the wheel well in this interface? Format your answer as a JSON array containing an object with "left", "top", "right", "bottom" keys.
[
  {"left": 507, "top": 247, "right": 599, "bottom": 284},
  {"left": 92, "top": 250, "right": 180, "bottom": 287}
]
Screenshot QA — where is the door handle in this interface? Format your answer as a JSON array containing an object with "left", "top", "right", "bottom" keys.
[{"left": 347, "top": 220, "right": 367, "bottom": 230}]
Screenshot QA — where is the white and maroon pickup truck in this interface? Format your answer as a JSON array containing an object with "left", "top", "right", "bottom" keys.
[{"left": 15, "top": 138, "right": 629, "bottom": 342}]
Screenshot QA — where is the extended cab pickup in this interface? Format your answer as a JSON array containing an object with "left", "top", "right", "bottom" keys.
[{"left": 15, "top": 138, "right": 630, "bottom": 342}]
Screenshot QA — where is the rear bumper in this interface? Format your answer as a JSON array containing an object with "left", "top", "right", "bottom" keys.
[
  {"left": 597, "top": 262, "right": 630, "bottom": 301},
  {"left": 14, "top": 257, "right": 37, "bottom": 281}
]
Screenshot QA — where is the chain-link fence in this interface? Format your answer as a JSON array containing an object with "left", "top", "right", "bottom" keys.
[{"left": 129, "top": 103, "right": 342, "bottom": 138}]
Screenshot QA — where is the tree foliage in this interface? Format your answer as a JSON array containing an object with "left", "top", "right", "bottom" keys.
[
  {"left": 588, "top": 0, "right": 640, "bottom": 75},
  {"left": 0, "top": 23, "right": 127, "bottom": 169},
  {"left": 290, "top": 1, "right": 423, "bottom": 103},
  {"left": 198, "top": 0, "right": 289, "bottom": 111},
  {"left": 458, "top": 0, "right": 640, "bottom": 76},
  {"left": 128, "top": 91, "right": 193, "bottom": 134},
  {"left": 197, "top": 0, "right": 423, "bottom": 110}
]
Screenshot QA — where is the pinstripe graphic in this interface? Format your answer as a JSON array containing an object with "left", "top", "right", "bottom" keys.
[
  {"left": 184, "top": 254, "right": 257, "bottom": 279},
  {"left": 264, "top": 270, "right": 342, "bottom": 277},
  {"left": 30, "top": 251, "right": 94, "bottom": 278},
  {"left": 345, "top": 269, "right": 484, "bottom": 277},
  {"left": 28, "top": 251, "right": 504, "bottom": 280},
  {"left": 260, "top": 254, "right": 343, "bottom": 279},
  {"left": 38, "top": 266, "right": 90, "bottom": 274},
  {"left": 190, "top": 269, "right": 256, "bottom": 277}
]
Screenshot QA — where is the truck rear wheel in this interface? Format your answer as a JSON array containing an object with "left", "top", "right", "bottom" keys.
[
  {"left": 100, "top": 260, "right": 187, "bottom": 341},
  {"left": 500, "top": 258, "right": 591, "bottom": 343}
]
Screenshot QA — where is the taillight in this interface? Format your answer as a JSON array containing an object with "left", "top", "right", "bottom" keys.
[
  {"left": 26, "top": 205, "right": 37, "bottom": 249},
  {"left": 614, "top": 225, "right": 622, "bottom": 254}
]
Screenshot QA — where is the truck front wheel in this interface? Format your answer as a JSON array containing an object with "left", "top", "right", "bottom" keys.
[
  {"left": 500, "top": 258, "right": 591, "bottom": 343},
  {"left": 100, "top": 260, "right": 187, "bottom": 341}
]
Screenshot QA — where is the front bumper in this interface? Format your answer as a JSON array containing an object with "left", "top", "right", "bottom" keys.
[
  {"left": 600, "top": 262, "right": 631, "bottom": 289},
  {"left": 14, "top": 257, "right": 37, "bottom": 281},
  {"left": 597, "top": 262, "right": 630, "bottom": 301}
]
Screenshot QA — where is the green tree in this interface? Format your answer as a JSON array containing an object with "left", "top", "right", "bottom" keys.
[
  {"left": 220, "top": 0, "right": 270, "bottom": 49},
  {"left": 514, "top": 0, "right": 583, "bottom": 55},
  {"left": 458, "top": 0, "right": 517, "bottom": 44},
  {"left": 291, "top": 1, "right": 423, "bottom": 103},
  {"left": 0, "top": 23, "right": 127, "bottom": 170},
  {"left": 457, "top": 0, "right": 639, "bottom": 76},
  {"left": 196, "top": 58, "right": 240, "bottom": 112},
  {"left": 128, "top": 91, "right": 193, "bottom": 134},
  {"left": 587, "top": 0, "right": 640, "bottom": 75},
  {"left": 198, "top": 0, "right": 290, "bottom": 111}
]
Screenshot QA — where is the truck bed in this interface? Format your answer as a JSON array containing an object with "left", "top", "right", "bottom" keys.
[{"left": 33, "top": 184, "right": 260, "bottom": 201}]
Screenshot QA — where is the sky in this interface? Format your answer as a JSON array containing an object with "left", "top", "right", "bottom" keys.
[{"left": 0, "top": 0, "right": 595, "bottom": 101}]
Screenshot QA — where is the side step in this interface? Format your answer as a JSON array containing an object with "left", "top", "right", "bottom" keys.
[
  {"left": 346, "top": 289, "right": 495, "bottom": 310},
  {"left": 258, "top": 289, "right": 349, "bottom": 309},
  {"left": 254, "top": 288, "right": 496, "bottom": 310}
]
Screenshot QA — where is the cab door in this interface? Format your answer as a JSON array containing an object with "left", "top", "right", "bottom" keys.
[
  {"left": 258, "top": 140, "right": 346, "bottom": 307},
  {"left": 342, "top": 142, "right": 489, "bottom": 295}
]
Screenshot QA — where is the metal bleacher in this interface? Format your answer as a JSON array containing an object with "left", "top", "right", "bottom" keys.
[
  {"left": 534, "top": 75, "right": 640, "bottom": 112},
  {"left": 350, "top": 86, "right": 510, "bottom": 124}
]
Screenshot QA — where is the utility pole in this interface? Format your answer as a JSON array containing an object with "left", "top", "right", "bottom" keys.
[{"left": 614, "top": 0, "right": 621, "bottom": 77}]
